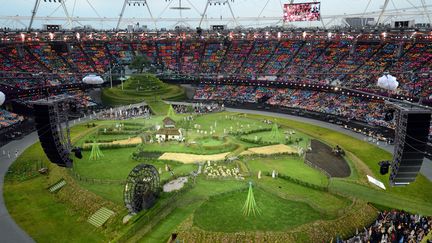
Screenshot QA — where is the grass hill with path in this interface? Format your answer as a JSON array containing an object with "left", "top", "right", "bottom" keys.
[{"left": 101, "top": 74, "right": 186, "bottom": 115}]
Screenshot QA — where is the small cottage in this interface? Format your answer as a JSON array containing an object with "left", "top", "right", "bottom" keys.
[
  {"left": 163, "top": 117, "right": 176, "bottom": 128},
  {"left": 155, "top": 117, "right": 183, "bottom": 141},
  {"left": 156, "top": 128, "right": 183, "bottom": 141}
]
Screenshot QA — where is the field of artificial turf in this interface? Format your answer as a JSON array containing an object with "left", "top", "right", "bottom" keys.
[{"left": 4, "top": 76, "right": 432, "bottom": 242}]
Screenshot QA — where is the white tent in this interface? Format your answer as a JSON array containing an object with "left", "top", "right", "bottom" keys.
[
  {"left": 377, "top": 74, "right": 399, "bottom": 91},
  {"left": 0, "top": 91, "right": 5, "bottom": 106},
  {"left": 82, "top": 74, "right": 104, "bottom": 85}
]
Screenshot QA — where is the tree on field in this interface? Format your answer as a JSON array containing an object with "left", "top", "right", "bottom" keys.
[
  {"left": 242, "top": 181, "right": 261, "bottom": 217},
  {"left": 129, "top": 55, "right": 151, "bottom": 73},
  {"left": 167, "top": 105, "right": 176, "bottom": 118},
  {"left": 270, "top": 121, "right": 284, "bottom": 144},
  {"left": 89, "top": 140, "right": 104, "bottom": 160}
]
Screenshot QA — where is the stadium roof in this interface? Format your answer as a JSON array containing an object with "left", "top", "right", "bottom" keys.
[{"left": 0, "top": 0, "right": 431, "bottom": 30}]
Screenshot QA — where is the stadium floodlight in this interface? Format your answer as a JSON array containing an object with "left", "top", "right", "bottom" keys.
[
  {"left": 117, "top": 0, "right": 154, "bottom": 30},
  {"left": 200, "top": 0, "right": 238, "bottom": 28}
]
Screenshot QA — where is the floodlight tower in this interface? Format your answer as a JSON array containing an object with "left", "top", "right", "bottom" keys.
[
  {"left": 375, "top": 0, "right": 390, "bottom": 26},
  {"left": 29, "top": 0, "right": 72, "bottom": 31},
  {"left": 117, "top": 0, "right": 155, "bottom": 30},
  {"left": 168, "top": 0, "right": 192, "bottom": 28},
  {"left": 199, "top": 0, "right": 239, "bottom": 28}
]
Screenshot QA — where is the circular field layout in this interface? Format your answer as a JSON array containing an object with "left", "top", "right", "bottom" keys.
[{"left": 4, "top": 110, "right": 432, "bottom": 243}]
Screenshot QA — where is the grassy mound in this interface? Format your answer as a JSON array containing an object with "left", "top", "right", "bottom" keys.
[
  {"left": 193, "top": 187, "right": 325, "bottom": 232},
  {"left": 101, "top": 74, "right": 186, "bottom": 114}
]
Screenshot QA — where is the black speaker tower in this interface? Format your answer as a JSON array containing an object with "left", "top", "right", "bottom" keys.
[
  {"left": 33, "top": 96, "right": 73, "bottom": 168},
  {"left": 389, "top": 102, "right": 431, "bottom": 186}
]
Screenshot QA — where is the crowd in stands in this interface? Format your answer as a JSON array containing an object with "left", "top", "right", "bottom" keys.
[
  {"left": 97, "top": 105, "right": 151, "bottom": 120},
  {"left": 194, "top": 85, "right": 392, "bottom": 128},
  {"left": 1, "top": 39, "right": 431, "bottom": 99},
  {"left": 131, "top": 42, "right": 157, "bottom": 63},
  {"left": 345, "top": 210, "right": 432, "bottom": 243},
  {"left": 172, "top": 103, "right": 224, "bottom": 114},
  {"left": 157, "top": 41, "right": 179, "bottom": 70},
  {"left": 241, "top": 40, "right": 278, "bottom": 75},
  {"left": 180, "top": 41, "right": 205, "bottom": 73},
  {"left": 0, "top": 108, "right": 24, "bottom": 129},
  {"left": 0, "top": 37, "right": 430, "bottom": 138},
  {"left": 106, "top": 41, "right": 134, "bottom": 65},
  {"left": 200, "top": 42, "right": 227, "bottom": 73},
  {"left": 220, "top": 40, "right": 253, "bottom": 74}
]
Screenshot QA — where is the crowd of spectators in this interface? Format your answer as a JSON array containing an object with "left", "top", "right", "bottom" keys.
[
  {"left": 97, "top": 105, "right": 151, "bottom": 120},
  {"left": 0, "top": 38, "right": 430, "bottom": 135},
  {"left": 0, "top": 108, "right": 24, "bottom": 129},
  {"left": 194, "top": 84, "right": 392, "bottom": 128},
  {"left": 220, "top": 40, "right": 254, "bottom": 74},
  {"left": 172, "top": 103, "right": 224, "bottom": 114},
  {"left": 1, "top": 39, "right": 431, "bottom": 99},
  {"left": 345, "top": 210, "right": 432, "bottom": 243},
  {"left": 241, "top": 40, "right": 278, "bottom": 75},
  {"left": 106, "top": 41, "right": 134, "bottom": 65},
  {"left": 200, "top": 42, "right": 227, "bottom": 73},
  {"left": 157, "top": 41, "right": 179, "bottom": 70}
]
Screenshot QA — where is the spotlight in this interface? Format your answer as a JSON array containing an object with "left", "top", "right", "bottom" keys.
[
  {"left": 384, "top": 109, "right": 395, "bottom": 121},
  {"left": 71, "top": 147, "right": 83, "bottom": 159},
  {"left": 378, "top": 161, "right": 391, "bottom": 175}
]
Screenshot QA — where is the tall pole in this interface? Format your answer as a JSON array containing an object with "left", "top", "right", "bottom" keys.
[
  {"left": 421, "top": 0, "right": 432, "bottom": 25},
  {"left": 109, "top": 62, "right": 113, "bottom": 88},
  {"left": 199, "top": 1, "right": 210, "bottom": 28},
  {"left": 376, "top": 0, "right": 390, "bottom": 26},
  {"left": 226, "top": 1, "right": 239, "bottom": 27},
  {"left": 61, "top": 1, "right": 73, "bottom": 27},
  {"left": 144, "top": 1, "right": 157, "bottom": 29},
  {"left": 28, "top": 0, "right": 41, "bottom": 31},
  {"left": 117, "top": 0, "right": 129, "bottom": 31}
]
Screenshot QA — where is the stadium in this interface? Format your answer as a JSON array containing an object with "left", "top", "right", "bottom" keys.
[{"left": 0, "top": 0, "right": 432, "bottom": 242}]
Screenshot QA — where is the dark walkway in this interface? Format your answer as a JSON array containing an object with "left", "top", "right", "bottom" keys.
[
  {"left": 0, "top": 132, "right": 38, "bottom": 243},
  {"left": 305, "top": 139, "right": 351, "bottom": 177}
]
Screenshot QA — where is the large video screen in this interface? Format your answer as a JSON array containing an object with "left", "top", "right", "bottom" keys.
[{"left": 283, "top": 2, "right": 321, "bottom": 22}]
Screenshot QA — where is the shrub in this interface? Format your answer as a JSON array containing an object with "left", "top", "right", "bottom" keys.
[
  {"left": 228, "top": 127, "right": 272, "bottom": 136},
  {"left": 82, "top": 143, "right": 139, "bottom": 150},
  {"left": 132, "top": 150, "right": 164, "bottom": 160},
  {"left": 263, "top": 172, "right": 328, "bottom": 191}
]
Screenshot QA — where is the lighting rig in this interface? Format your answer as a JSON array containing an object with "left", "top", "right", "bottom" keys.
[
  {"left": 29, "top": 0, "right": 71, "bottom": 31},
  {"left": 117, "top": 0, "right": 155, "bottom": 30},
  {"left": 199, "top": 0, "right": 238, "bottom": 28}
]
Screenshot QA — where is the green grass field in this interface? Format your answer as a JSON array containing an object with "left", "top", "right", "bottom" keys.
[
  {"left": 193, "top": 187, "right": 324, "bottom": 232},
  {"left": 4, "top": 110, "right": 432, "bottom": 243},
  {"left": 246, "top": 156, "right": 328, "bottom": 187}
]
